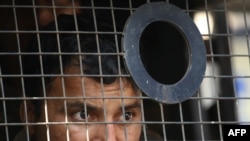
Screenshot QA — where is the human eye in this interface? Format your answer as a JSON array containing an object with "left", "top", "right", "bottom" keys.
[
  {"left": 73, "top": 110, "right": 91, "bottom": 121},
  {"left": 119, "top": 111, "right": 135, "bottom": 122}
]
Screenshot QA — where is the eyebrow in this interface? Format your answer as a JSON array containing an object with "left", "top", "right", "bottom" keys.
[
  {"left": 119, "top": 102, "right": 141, "bottom": 111},
  {"left": 65, "top": 100, "right": 141, "bottom": 112},
  {"left": 65, "top": 102, "right": 100, "bottom": 113}
]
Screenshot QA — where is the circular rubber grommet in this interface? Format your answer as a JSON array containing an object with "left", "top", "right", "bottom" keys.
[{"left": 122, "top": 2, "right": 206, "bottom": 104}]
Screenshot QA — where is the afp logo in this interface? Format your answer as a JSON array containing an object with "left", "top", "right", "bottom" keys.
[
  {"left": 223, "top": 125, "right": 250, "bottom": 140},
  {"left": 228, "top": 128, "right": 246, "bottom": 136}
]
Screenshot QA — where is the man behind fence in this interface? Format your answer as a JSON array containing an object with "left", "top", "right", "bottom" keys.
[{"left": 16, "top": 14, "right": 143, "bottom": 141}]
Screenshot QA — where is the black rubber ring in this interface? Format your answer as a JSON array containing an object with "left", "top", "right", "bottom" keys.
[{"left": 122, "top": 2, "right": 206, "bottom": 104}]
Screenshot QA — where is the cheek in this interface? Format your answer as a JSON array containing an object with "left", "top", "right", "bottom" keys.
[
  {"left": 44, "top": 125, "right": 69, "bottom": 141},
  {"left": 68, "top": 125, "right": 89, "bottom": 141},
  {"left": 125, "top": 124, "right": 142, "bottom": 140},
  {"left": 49, "top": 125, "right": 67, "bottom": 141},
  {"left": 47, "top": 125, "right": 88, "bottom": 141}
]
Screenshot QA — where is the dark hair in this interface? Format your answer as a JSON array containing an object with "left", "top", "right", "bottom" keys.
[{"left": 22, "top": 14, "right": 127, "bottom": 115}]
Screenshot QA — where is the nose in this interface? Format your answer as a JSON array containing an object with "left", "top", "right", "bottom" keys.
[
  {"left": 106, "top": 124, "right": 118, "bottom": 141},
  {"left": 91, "top": 123, "right": 119, "bottom": 141}
]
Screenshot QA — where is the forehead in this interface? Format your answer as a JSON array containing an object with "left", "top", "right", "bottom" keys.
[{"left": 46, "top": 66, "right": 140, "bottom": 98}]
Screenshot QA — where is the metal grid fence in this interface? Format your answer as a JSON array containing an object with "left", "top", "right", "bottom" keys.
[{"left": 1, "top": 0, "right": 250, "bottom": 141}]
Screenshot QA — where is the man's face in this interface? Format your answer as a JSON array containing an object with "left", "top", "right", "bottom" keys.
[{"left": 31, "top": 67, "right": 142, "bottom": 141}]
